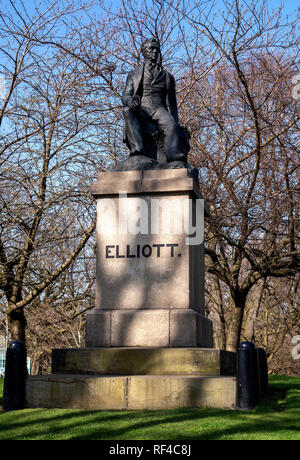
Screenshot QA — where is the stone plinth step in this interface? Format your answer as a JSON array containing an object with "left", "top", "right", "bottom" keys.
[
  {"left": 26, "top": 374, "right": 237, "bottom": 410},
  {"left": 86, "top": 310, "right": 213, "bottom": 348},
  {"left": 52, "top": 347, "right": 236, "bottom": 377}
]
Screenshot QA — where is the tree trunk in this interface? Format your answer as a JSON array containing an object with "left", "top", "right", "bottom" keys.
[
  {"left": 7, "top": 304, "right": 26, "bottom": 343},
  {"left": 213, "top": 278, "right": 227, "bottom": 349},
  {"left": 226, "top": 293, "right": 246, "bottom": 352},
  {"left": 31, "top": 353, "right": 43, "bottom": 375},
  {"left": 243, "top": 281, "right": 266, "bottom": 342}
]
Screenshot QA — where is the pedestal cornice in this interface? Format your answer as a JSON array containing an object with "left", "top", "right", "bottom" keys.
[{"left": 90, "top": 169, "right": 210, "bottom": 216}]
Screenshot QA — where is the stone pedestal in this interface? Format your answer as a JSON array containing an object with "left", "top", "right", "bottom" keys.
[
  {"left": 26, "top": 167, "right": 238, "bottom": 411},
  {"left": 26, "top": 348, "right": 237, "bottom": 410},
  {"left": 86, "top": 168, "right": 213, "bottom": 348},
  {"left": 86, "top": 309, "right": 213, "bottom": 347}
]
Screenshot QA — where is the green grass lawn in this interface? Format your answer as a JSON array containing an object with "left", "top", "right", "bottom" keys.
[{"left": 0, "top": 375, "right": 299, "bottom": 440}]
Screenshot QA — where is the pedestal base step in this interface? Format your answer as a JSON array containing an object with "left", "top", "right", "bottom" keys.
[
  {"left": 52, "top": 347, "right": 236, "bottom": 377},
  {"left": 26, "top": 374, "right": 237, "bottom": 410},
  {"left": 86, "top": 310, "right": 213, "bottom": 348}
]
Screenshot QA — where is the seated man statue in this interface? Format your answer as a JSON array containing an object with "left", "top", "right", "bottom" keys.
[{"left": 122, "top": 38, "right": 189, "bottom": 163}]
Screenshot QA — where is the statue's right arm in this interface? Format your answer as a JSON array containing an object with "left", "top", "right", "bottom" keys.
[{"left": 122, "top": 72, "right": 134, "bottom": 107}]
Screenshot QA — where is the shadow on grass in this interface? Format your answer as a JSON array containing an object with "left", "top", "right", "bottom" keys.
[
  {"left": 66, "top": 384, "right": 299, "bottom": 440},
  {"left": 268, "top": 375, "right": 300, "bottom": 391},
  {"left": 0, "top": 376, "right": 299, "bottom": 440}
]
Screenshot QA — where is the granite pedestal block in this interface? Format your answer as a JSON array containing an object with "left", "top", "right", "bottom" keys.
[
  {"left": 85, "top": 309, "right": 213, "bottom": 347},
  {"left": 26, "top": 348, "right": 237, "bottom": 410},
  {"left": 26, "top": 374, "right": 237, "bottom": 410},
  {"left": 51, "top": 348, "right": 236, "bottom": 376},
  {"left": 86, "top": 168, "right": 213, "bottom": 347},
  {"left": 25, "top": 168, "right": 237, "bottom": 411}
]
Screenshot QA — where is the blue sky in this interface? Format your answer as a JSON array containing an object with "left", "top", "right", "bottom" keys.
[
  {"left": 264, "top": 0, "right": 298, "bottom": 15},
  {"left": 0, "top": 0, "right": 297, "bottom": 17},
  {"left": 105, "top": 0, "right": 298, "bottom": 16}
]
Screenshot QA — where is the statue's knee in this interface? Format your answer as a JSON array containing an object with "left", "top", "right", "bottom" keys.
[
  {"left": 164, "top": 123, "right": 178, "bottom": 136},
  {"left": 123, "top": 105, "right": 134, "bottom": 116}
]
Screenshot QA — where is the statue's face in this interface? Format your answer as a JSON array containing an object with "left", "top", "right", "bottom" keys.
[{"left": 142, "top": 42, "right": 160, "bottom": 63}]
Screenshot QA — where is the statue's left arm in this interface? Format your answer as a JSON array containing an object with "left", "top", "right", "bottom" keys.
[{"left": 166, "top": 72, "right": 179, "bottom": 123}]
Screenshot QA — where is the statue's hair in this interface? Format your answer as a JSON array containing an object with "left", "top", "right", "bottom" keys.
[
  {"left": 141, "top": 38, "right": 162, "bottom": 65},
  {"left": 141, "top": 38, "right": 160, "bottom": 52}
]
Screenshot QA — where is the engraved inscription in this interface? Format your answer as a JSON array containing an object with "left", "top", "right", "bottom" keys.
[{"left": 105, "top": 243, "right": 181, "bottom": 258}]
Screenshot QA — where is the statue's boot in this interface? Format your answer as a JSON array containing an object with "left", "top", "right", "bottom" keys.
[
  {"left": 130, "top": 148, "right": 143, "bottom": 156},
  {"left": 166, "top": 152, "right": 187, "bottom": 163}
]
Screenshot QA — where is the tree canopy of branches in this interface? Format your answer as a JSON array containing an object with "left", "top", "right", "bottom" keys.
[
  {"left": 0, "top": 0, "right": 100, "bottom": 342},
  {"left": 0, "top": 0, "right": 299, "bottom": 368},
  {"left": 176, "top": 0, "right": 299, "bottom": 350}
]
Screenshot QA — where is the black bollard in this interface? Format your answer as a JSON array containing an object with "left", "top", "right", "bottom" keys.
[
  {"left": 3, "top": 341, "right": 27, "bottom": 412},
  {"left": 257, "top": 348, "right": 268, "bottom": 398},
  {"left": 237, "top": 341, "right": 259, "bottom": 410}
]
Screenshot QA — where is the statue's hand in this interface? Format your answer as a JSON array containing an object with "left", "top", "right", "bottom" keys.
[{"left": 127, "top": 96, "right": 140, "bottom": 111}]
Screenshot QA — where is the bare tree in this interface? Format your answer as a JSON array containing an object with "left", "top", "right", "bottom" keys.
[
  {"left": 176, "top": 0, "right": 299, "bottom": 350},
  {"left": 0, "top": 1, "right": 105, "bottom": 342},
  {"left": 0, "top": 0, "right": 203, "bottom": 344},
  {"left": 1, "top": 0, "right": 298, "bottom": 364},
  {"left": 253, "top": 276, "right": 299, "bottom": 375},
  {"left": 26, "top": 249, "right": 95, "bottom": 374}
]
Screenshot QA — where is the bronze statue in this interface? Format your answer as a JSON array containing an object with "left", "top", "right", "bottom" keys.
[{"left": 122, "top": 38, "right": 189, "bottom": 163}]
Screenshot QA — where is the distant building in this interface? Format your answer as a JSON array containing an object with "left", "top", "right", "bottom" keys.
[{"left": 0, "top": 335, "right": 6, "bottom": 376}]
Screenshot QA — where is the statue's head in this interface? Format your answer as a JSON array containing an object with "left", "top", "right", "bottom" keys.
[{"left": 141, "top": 38, "right": 161, "bottom": 64}]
